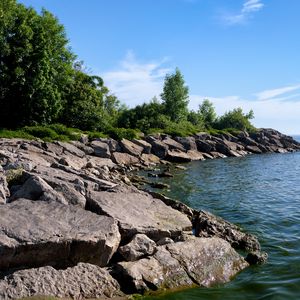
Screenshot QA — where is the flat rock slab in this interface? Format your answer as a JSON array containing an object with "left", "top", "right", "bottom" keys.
[
  {"left": 0, "top": 263, "right": 123, "bottom": 299},
  {"left": 116, "top": 237, "right": 248, "bottom": 293},
  {"left": 0, "top": 199, "right": 121, "bottom": 271},
  {"left": 87, "top": 187, "right": 192, "bottom": 241}
]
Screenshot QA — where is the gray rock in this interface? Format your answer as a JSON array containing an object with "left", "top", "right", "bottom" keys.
[
  {"left": 140, "top": 153, "right": 160, "bottom": 166},
  {"left": 166, "top": 238, "right": 249, "bottom": 287},
  {"left": 194, "top": 210, "right": 260, "bottom": 251},
  {"left": 166, "top": 150, "right": 192, "bottom": 163},
  {"left": 0, "top": 199, "right": 121, "bottom": 270},
  {"left": 90, "top": 140, "right": 111, "bottom": 158},
  {"left": 0, "top": 170, "right": 9, "bottom": 204},
  {"left": 120, "top": 139, "right": 144, "bottom": 157},
  {"left": 0, "top": 263, "right": 123, "bottom": 299},
  {"left": 86, "top": 186, "right": 192, "bottom": 241},
  {"left": 246, "top": 251, "right": 268, "bottom": 265},
  {"left": 146, "top": 138, "right": 169, "bottom": 158},
  {"left": 132, "top": 139, "right": 152, "bottom": 154},
  {"left": 196, "top": 139, "right": 216, "bottom": 153},
  {"left": 9, "top": 175, "right": 68, "bottom": 205},
  {"left": 174, "top": 136, "right": 198, "bottom": 151},
  {"left": 156, "top": 237, "right": 174, "bottom": 246},
  {"left": 116, "top": 238, "right": 248, "bottom": 293},
  {"left": 111, "top": 152, "right": 140, "bottom": 165},
  {"left": 246, "top": 145, "right": 262, "bottom": 154},
  {"left": 56, "top": 141, "right": 85, "bottom": 158},
  {"left": 162, "top": 137, "right": 185, "bottom": 152},
  {"left": 119, "top": 234, "right": 156, "bottom": 261}
]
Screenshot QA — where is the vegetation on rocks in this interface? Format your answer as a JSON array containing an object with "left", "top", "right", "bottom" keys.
[{"left": 0, "top": 0, "right": 256, "bottom": 140}]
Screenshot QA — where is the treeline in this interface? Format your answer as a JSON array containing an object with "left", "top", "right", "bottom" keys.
[{"left": 0, "top": 0, "right": 255, "bottom": 140}]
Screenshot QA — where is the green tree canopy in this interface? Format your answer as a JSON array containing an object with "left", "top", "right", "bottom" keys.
[
  {"left": 198, "top": 99, "right": 217, "bottom": 128},
  {"left": 0, "top": 0, "right": 74, "bottom": 128},
  {"left": 160, "top": 68, "right": 189, "bottom": 122},
  {"left": 215, "top": 108, "right": 255, "bottom": 131}
]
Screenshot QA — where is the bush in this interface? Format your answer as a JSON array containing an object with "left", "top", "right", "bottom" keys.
[
  {"left": 106, "top": 127, "right": 140, "bottom": 140},
  {"left": 0, "top": 129, "right": 34, "bottom": 140},
  {"left": 86, "top": 131, "right": 108, "bottom": 140}
]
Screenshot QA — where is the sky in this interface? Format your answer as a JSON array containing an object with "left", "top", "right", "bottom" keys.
[{"left": 17, "top": 0, "right": 300, "bottom": 134}]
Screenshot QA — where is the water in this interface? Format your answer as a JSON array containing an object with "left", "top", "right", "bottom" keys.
[{"left": 141, "top": 147, "right": 300, "bottom": 300}]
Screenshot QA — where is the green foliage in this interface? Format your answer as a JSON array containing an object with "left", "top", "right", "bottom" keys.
[
  {"left": 163, "top": 120, "right": 201, "bottom": 137},
  {"left": 0, "top": 1, "right": 75, "bottom": 127},
  {"left": 198, "top": 99, "right": 217, "bottom": 128},
  {"left": 161, "top": 68, "right": 189, "bottom": 122},
  {"left": 214, "top": 108, "right": 255, "bottom": 131},
  {"left": 86, "top": 131, "right": 108, "bottom": 140},
  {"left": 0, "top": 129, "right": 34, "bottom": 140},
  {"left": 106, "top": 127, "right": 140, "bottom": 140},
  {"left": 5, "top": 168, "right": 24, "bottom": 186}
]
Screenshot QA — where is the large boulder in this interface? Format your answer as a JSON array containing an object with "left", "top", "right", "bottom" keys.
[
  {"left": 55, "top": 141, "right": 85, "bottom": 158},
  {"left": 90, "top": 141, "right": 111, "bottom": 158},
  {"left": 146, "top": 137, "right": 169, "bottom": 158},
  {"left": 86, "top": 186, "right": 192, "bottom": 241},
  {"left": 0, "top": 199, "right": 121, "bottom": 270},
  {"left": 115, "top": 237, "right": 248, "bottom": 293},
  {"left": 161, "top": 137, "right": 185, "bottom": 152},
  {"left": 0, "top": 263, "right": 123, "bottom": 299},
  {"left": 120, "top": 139, "right": 144, "bottom": 157},
  {"left": 118, "top": 233, "right": 156, "bottom": 261},
  {"left": 166, "top": 150, "right": 192, "bottom": 163},
  {"left": 194, "top": 210, "right": 260, "bottom": 251},
  {"left": 0, "top": 168, "right": 9, "bottom": 204},
  {"left": 196, "top": 139, "right": 216, "bottom": 153},
  {"left": 174, "top": 136, "right": 198, "bottom": 151},
  {"left": 132, "top": 139, "right": 152, "bottom": 154},
  {"left": 111, "top": 152, "right": 140, "bottom": 165}
]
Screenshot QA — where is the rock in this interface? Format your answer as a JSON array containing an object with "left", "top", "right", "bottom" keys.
[
  {"left": 140, "top": 153, "right": 160, "bottom": 165},
  {"left": 132, "top": 139, "right": 152, "bottom": 154},
  {"left": 111, "top": 152, "right": 140, "bottom": 165},
  {"left": 246, "top": 145, "right": 262, "bottom": 154},
  {"left": 246, "top": 251, "right": 268, "bottom": 265},
  {"left": 187, "top": 150, "right": 205, "bottom": 160},
  {"left": 156, "top": 237, "right": 174, "bottom": 246},
  {"left": 71, "top": 141, "right": 94, "bottom": 155},
  {"left": 157, "top": 171, "right": 173, "bottom": 178},
  {"left": 149, "top": 182, "right": 170, "bottom": 189},
  {"left": 0, "top": 199, "right": 120, "bottom": 270},
  {"left": 161, "top": 137, "right": 185, "bottom": 152},
  {"left": 120, "top": 139, "right": 144, "bottom": 157},
  {"left": 210, "top": 151, "right": 227, "bottom": 159},
  {"left": 86, "top": 156, "right": 116, "bottom": 169},
  {"left": 175, "top": 165, "right": 187, "bottom": 170},
  {"left": 0, "top": 263, "right": 123, "bottom": 299},
  {"left": 194, "top": 210, "right": 260, "bottom": 251},
  {"left": 119, "top": 234, "right": 156, "bottom": 261},
  {"left": 114, "top": 246, "right": 194, "bottom": 294},
  {"left": 165, "top": 238, "right": 249, "bottom": 287},
  {"left": 146, "top": 138, "right": 169, "bottom": 158},
  {"left": 86, "top": 186, "right": 192, "bottom": 241},
  {"left": 174, "top": 136, "right": 198, "bottom": 151},
  {"left": 8, "top": 175, "right": 68, "bottom": 205},
  {"left": 166, "top": 150, "right": 192, "bottom": 163},
  {"left": 56, "top": 141, "right": 85, "bottom": 158},
  {"left": 43, "top": 142, "right": 64, "bottom": 156},
  {"left": 196, "top": 139, "right": 216, "bottom": 153},
  {"left": 0, "top": 171, "right": 9, "bottom": 204},
  {"left": 90, "top": 140, "right": 111, "bottom": 158},
  {"left": 115, "top": 238, "right": 248, "bottom": 293}
]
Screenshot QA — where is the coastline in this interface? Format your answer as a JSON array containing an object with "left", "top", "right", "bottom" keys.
[{"left": 0, "top": 128, "right": 299, "bottom": 299}]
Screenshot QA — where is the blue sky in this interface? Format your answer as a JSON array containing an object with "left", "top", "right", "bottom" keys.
[{"left": 18, "top": 0, "right": 300, "bottom": 134}]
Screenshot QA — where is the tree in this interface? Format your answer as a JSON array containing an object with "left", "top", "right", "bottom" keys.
[
  {"left": 160, "top": 68, "right": 189, "bottom": 122},
  {"left": 198, "top": 99, "right": 217, "bottom": 128},
  {"left": 0, "top": 1, "right": 74, "bottom": 128},
  {"left": 215, "top": 108, "right": 255, "bottom": 131}
]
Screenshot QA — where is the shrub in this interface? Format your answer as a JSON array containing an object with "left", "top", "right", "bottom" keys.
[{"left": 106, "top": 127, "right": 140, "bottom": 140}]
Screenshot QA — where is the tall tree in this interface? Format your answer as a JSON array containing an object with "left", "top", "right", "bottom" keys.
[
  {"left": 198, "top": 99, "right": 217, "bottom": 128},
  {"left": 0, "top": 1, "right": 74, "bottom": 128},
  {"left": 160, "top": 68, "right": 189, "bottom": 122}
]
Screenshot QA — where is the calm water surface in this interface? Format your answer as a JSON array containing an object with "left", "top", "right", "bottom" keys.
[{"left": 142, "top": 146, "right": 300, "bottom": 300}]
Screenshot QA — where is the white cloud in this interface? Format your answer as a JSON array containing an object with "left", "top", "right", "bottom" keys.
[
  {"left": 102, "top": 51, "right": 171, "bottom": 107},
  {"left": 255, "top": 83, "right": 300, "bottom": 100},
  {"left": 189, "top": 83, "right": 300, "bottom": 135},
  {"left": 223, "top": 0, "right": 264, "bottom": 25}
]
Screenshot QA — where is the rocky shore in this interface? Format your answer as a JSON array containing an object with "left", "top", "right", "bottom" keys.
[{"left": 0, "top": 128, "right": 298, "bottom": 299}]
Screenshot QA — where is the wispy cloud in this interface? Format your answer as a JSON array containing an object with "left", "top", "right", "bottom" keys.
[
  {"left": 222, "top": 0, "right": 264, "bottom": 25},
  {"left": 102, "top": 51, "right": 171, "bottom": 107},
  {"left": 255, "top": 83, "right": 300, "bottom": 100},
  {"left": 189, "top": 83, "right": 300, "bottom": 134}
]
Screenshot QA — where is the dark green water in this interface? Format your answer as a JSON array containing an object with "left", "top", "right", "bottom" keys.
[{"left": 142, "top": 149, "right": 300, "bottom": 300}]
